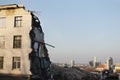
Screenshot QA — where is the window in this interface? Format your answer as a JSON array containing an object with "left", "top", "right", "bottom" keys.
[
  {"left": 0, "top": 57, "right": 4, "bottom": 69},
  {"left": 0, "top": 17, "right": 6, "bottom": 27},
  {"left": 12, "top": 57, "right": 21, "bottom": 69},
  {"left": 13, "top": 35, "right": 22, "bottom": 48},
  {"left": 14, "top": 16, "right": 22, "bottom": 27},
  {"left": 0, "top": 36, "right": 5, "bottom": 48}
]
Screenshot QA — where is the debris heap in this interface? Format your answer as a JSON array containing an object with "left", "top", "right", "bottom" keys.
[{"left": 29, "top": 13, "right": 53, "bottom": 80}]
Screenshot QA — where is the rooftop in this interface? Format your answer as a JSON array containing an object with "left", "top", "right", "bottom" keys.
[
  {"left": 0, "top": 4, "right": 24, "bottom": 10},
  {"left": 96, "top": 64, "right": 105, "bottom": 69}
]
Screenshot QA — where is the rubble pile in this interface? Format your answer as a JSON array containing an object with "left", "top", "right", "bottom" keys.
[{"left": 51, "top": 64, "right": 99, "bottom": 80}]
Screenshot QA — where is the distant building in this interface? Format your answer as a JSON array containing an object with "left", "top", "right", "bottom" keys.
[
  {"left": 93, "top": 56, "right": 97, "bottom": 68},
  {"left": 70, "top": 60, "right": 75, "bottom": 67},
  {"left": 0, "top": 4, "right": 39, "bottom": 75},
  {"left": 89, "top": 60, "right": 94, "bottom": 67},
  {"left": 114, "top": 63, "right": 120, "bottom": 73},
  {"left": 105, "top": 57, "right": 113, "bottom": 70},
  {"left": 89, "top": 57, "right": 100, "bottom": 68}
]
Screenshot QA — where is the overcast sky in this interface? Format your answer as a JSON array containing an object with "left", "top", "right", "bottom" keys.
[{"left": 1, "top": 0, "right": 120, "bottom": 64}]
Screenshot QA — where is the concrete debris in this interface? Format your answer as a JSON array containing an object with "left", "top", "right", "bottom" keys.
[{"left": 29, "top": 13, "right": 53, "bottom": 80}]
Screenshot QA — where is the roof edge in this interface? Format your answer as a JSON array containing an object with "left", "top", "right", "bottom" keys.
[{"left": 0, "top": 4, "right": 25, "bottom": 9}]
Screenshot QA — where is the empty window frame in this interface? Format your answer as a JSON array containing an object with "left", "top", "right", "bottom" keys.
[
  {"left": 13, "top": 35, "right": 22, "bottom": 48},
  {"left": 0, "top": 57, "right": 4, "bottom": 69},
  {"left": 0, "top": 36, "right": 5, "bottom": 48},
  {"left": 0, "top": 17, "right": 6, "bottom": 28},
  {"left": 12, "top": 57, "right": 21, "bottom": 69},
  {"left": 14, "top": 16, "right": 22, "bottom": 27}
]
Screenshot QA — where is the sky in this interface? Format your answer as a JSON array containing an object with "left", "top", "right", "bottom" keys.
[{"left": 0, "top": 0, "right": 120, "bottom": 64}]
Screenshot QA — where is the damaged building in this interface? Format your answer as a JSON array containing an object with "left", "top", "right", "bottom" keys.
[{"left": 0, "top": 4, "right": 52, "bottom": 78}]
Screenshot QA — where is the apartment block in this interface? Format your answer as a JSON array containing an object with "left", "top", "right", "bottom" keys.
[{"left": 0, "top": 4, "right": 32, "bottom": 74}]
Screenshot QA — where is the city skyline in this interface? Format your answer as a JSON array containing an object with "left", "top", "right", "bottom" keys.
[{"left": 0, "top": 0, "right": 120, "bottom": 64}]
